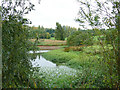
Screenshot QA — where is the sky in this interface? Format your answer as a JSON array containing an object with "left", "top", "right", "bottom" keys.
[{"left": 24, "top": 0, "right": 80, "bottom": 29}]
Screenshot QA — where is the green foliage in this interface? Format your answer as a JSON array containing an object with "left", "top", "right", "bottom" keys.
[
  {"left": 104, "top": 28, "right": 118, "bottom": 44},
  {"left": 50, "top": 37, "right": 55, "bottom": 40},
  {"left": 63, "top": 25, "right": 77, "bottom": 38},
  {"left": 2, "top": 0, "right": 36, "bottom": 88},
  {"left": 55, "top": 22, "right": 65, "bottom": 40},
  {"left": 64, "top": 47, "right": 70, "bottom": 52},
  {"left": 29, "top": 26, "right": 51, "bottom": 39},
  {"left": 64, "top": 46, "right": 83, "bottom": 52},
  {"left": 55, "top": 24, "right": 77, "bottom": 40},
  {"left": 67, "top": 30, "right": 93, "bottom": 46},
  {"left": 77, "top": 0, "right": 120, "bottom": 87},
  {"left": 45, "top": 28, "right": 55, "bottom": 37}
]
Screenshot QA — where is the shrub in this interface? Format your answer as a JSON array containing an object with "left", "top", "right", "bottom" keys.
[
  {"left": 64, "top": 47, "right": 70, "bottom": 52},
  {"left": 67, "top": 31, "right": 93, "bottom": 46}
]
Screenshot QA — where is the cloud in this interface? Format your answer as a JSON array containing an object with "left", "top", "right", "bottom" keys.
[{"left": 24, "top": 0, "right": 80, "bottom": 29}]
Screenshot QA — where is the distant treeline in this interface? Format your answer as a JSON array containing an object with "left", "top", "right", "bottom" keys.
[
  {"left": 29, "top": 26, "right": 55, "bottom": 39},
  {"left": 29, "top": 22, "right": 104, "bottom": 40}
]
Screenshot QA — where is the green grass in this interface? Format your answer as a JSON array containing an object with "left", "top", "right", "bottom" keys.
[
  {"left": 50, "top": 37, "right": 55, "bottom": 40},
  {"left": 42, "top": 44, "right": 113, "bottom": 71},
  {"left": 42, "top": 49, "right": 78, "bottom": 65},
  {"left": 42, "top": 48, "right": 101, "bottom": 70}
]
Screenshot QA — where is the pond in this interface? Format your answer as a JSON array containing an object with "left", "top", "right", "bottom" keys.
[
  {"left": 30, "top": 50, "right": 79, "bottom": 75},
  {"left": 30, "top": 50, "right": 80, "bottom": 88}
]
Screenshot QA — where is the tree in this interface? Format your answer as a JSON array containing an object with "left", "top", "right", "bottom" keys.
[
  {"left": 77, "top": 0, "right": 120, "bottom": 87},
  {"left": 67, "top": 30, "right": 93, "bottom": 46},
  {"left": 38, "top": 25, "right": 41, "bottom": 29},
  {"left": 63, "top": 25, "right": 77, "bottom": 38},
  {"left": 45, "top": 28, "right": 55, "bottom": 37},
  {"left": 55, "top": 22, "right": 65, "bottom": 40},
  {"left": 2, "top": 0, "right": 36, "bottom": 88}
]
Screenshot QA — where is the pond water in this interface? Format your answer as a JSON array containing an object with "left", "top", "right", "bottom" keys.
[
  {"left": 32, "top": 55, "right": 56, "bottom": 67},
  {"left": 30, "top": 50, "right": 79, "bottom": 76},
  {"left": 29, "top": 50, "right": 50, "bottom": 54}
]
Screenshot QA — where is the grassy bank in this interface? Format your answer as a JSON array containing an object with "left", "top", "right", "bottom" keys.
[{"left": 42, "top": 48, "right": 101, "bottom": 69}]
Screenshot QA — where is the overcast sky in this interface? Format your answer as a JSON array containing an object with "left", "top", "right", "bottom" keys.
[{"left": 24, "top": 0, "right": 80, "bottom": 29}]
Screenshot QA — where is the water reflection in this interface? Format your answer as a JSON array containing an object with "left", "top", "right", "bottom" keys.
[
  {"left": 29, "top": 50, "right": 50, "bottom": 54},
  {"left": 31, "top": 55, "right": 56, "bottom": 67},
  {"left": 31, "top": 50, "right": 79, "bottom": 75}
]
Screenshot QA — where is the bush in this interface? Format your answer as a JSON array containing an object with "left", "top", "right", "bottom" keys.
[
  {"left": 64, "top": 47, "right": 70, "bottom": 52},
  {"left": 2, "top": 1, "right": 36, "bottom": 87},
  {"left": 64, "top": 46, "right": 83, "bottom": 52},
  {"left": 67, "top": 31, "right": 93, "bottom": 46}
]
